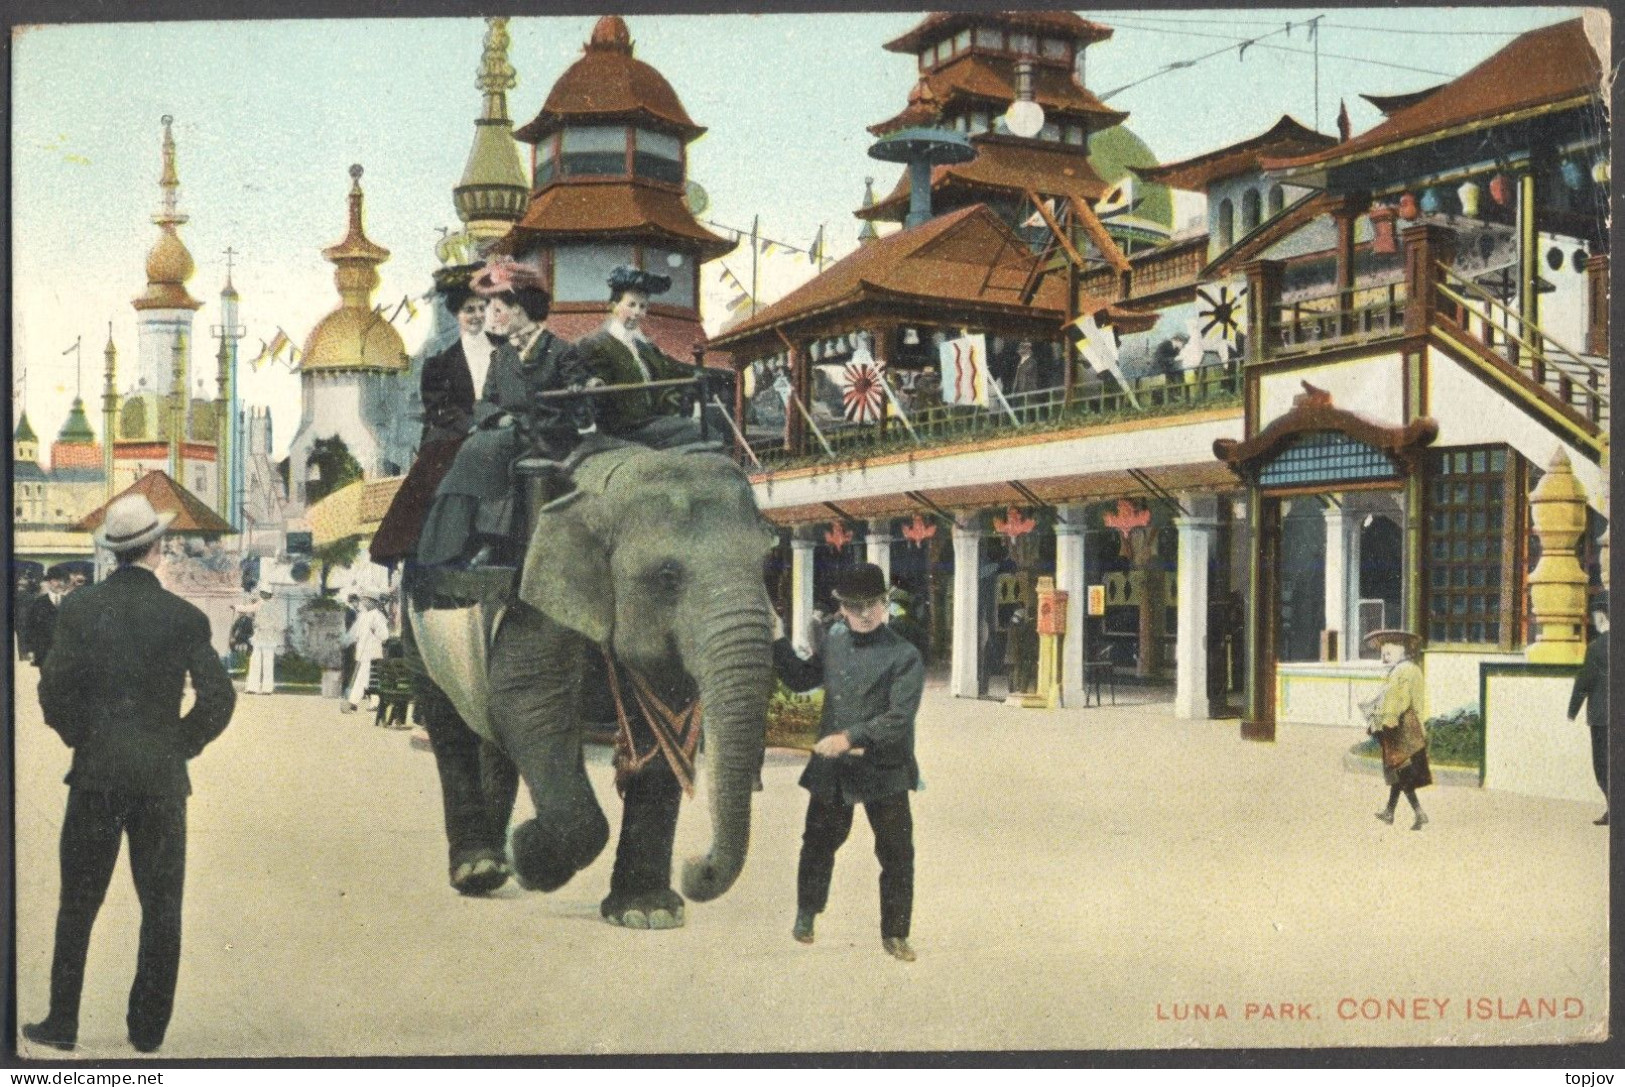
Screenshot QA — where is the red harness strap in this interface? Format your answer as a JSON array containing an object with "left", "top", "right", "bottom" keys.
[{"left": 601, "top": 647, "right": 702, "bottom": 798}]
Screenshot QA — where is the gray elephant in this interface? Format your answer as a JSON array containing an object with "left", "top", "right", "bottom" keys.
[{"left": 417, "top": 442, "right": 777, "bottom": 928}]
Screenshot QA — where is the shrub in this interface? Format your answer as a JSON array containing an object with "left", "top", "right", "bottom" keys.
[
  {"left": 275, "top": 651, "right": 325, "bottom": 686},
  {"left": 1350, "top": 705, "right": 1483, "bottom": 769}
]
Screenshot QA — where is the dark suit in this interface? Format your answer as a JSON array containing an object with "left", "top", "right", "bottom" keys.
[
  {"left": 36, "top": 564, "right": 236, "bottom": 1048},
  {"left": 574, "top": 327, "right": 697, "bottom": 441},
  {"left": 774, "top": 624, "right": 924, "bottom": 938},
  {"left": 1569, "top": 629, "right": 1609, "bottom": 797},
  {"left": 26, "top": 590, "right": 62, "bottom": 669}
]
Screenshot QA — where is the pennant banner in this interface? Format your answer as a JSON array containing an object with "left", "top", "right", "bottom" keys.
[{"left": 938, "top": 333, "right": 989, "bottom": 408}]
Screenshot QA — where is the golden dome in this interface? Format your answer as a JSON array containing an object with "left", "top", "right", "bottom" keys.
[
  {"left": 301, "top": 305, "right": 408, "bottom": 373},
  {"left": 133, "top": 117, "right": 202, "bottom": 312}
]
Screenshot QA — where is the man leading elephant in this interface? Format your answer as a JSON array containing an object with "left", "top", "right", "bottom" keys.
[{"left": 773, "top": 563, "right": 925, "bottom": 962}]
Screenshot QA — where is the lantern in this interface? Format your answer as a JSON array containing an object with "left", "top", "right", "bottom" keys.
[
  {"left": 1560, "top": 158, "right": 1584, "bottom": 190},
  {"left": 1419, "top": 186, "right": 1444, "bottom": 215},
  {"left": 1488, "top": 173, "right": 1512, "bottom": 206},
  {"left": 1592, "top": 159, "right": 1609, "bottom": 185},
  {"left": 1397, "top": 192, "right": 1419, "bottom": 220},
  {"left": 1456, "top": 180, "right": 1481, "bottom": 217}
]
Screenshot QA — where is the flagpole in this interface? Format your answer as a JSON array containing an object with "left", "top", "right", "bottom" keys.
[
  {"left": 788, "top": 390, "right": 834, "bottom": 457},
  {"left": 710, "top": 394, "right": 761, "bottom": 468},
  {"left": 750, "top": 215, "right": 759, "bottom": 318},
  {"left": 878, "top": 374, "right": 922, "bottom": 444},
  {"left": 987, "top": 374, "right": 1023, "bottom": 427}
]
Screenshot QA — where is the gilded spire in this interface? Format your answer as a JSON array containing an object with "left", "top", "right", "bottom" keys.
[
  {"left": 103, "top": 325, "right": 118, "bottom": 501},
  {"left": 134, "top": 115, "right": 202, "bottom": 312},
  {"left": 301, "top": 165, "right": 408, "bottom": 373},
  {"left": 323, "top": 164, "right": 391, "bottom": 309},
  {"left": 858, "top": 177, "right": 880, "bottom": 246},
  {"left": 455, "top": 17, "right": 529, "bottom": 244}
]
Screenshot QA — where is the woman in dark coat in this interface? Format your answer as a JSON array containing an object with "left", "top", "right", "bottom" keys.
[
  {"left": 370, "top": 263, "right": 497, "bottom": 565},
  {"left": 416, "top": 258, "right": 588, "bottom": 567}
]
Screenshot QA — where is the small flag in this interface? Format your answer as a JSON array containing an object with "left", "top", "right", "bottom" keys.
[
  {"left": 837, "top": 346, "right": 887, "bottom": 424},
  {"left": 1096, "top": 176, "right": 1139, "bottom": 220},
  {"left": 283, "top": 345, "right": 302, "bottom": 373},
  {"left": 808, "top": 225, "right": 825, "bottom": 265},
  {"left": 1066, "top": 312, "right": 1140, "bottom": 409},
  {"left": 1238, "top": 39, "right": 1251, "bottom": 61},
  {"left": 1022, "top": 198, "right": 1057, "bottom": 229},
  {"left": 761, "top": 241, "right": 777, "bottom": 257},
  {"left": 726, "top": 291, "right": 753, "bottom": 313},
  {"left": 61, "top": 337, "right": 81, "bottom": 356},
  {"left": 938, "top": 333, "right": 989, "bottom": 407},
  {"left": 252, "top": 329, "right": 293, "bottom": 371}
]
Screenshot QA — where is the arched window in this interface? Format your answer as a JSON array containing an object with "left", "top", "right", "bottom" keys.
[
  {"left": 1268, "top": 184, "right": 1285, "bottom": 217},
  {"left": 1241, "top": 188, "right": 1262, "bottom": 233},
  {"left": 1217, "top": 199, "right": 1235, "bottom": 249}
]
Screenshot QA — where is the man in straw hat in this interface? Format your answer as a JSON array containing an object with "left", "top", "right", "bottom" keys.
[
  {"left": 772, "top": 562, "right": 925, "bottom": 962},
  {"left": 1363, "top": 628, "right": 1431, "bottom": 830},
  {"left": 1567, "top": 592, "right": 1609, "bottom": 826},
  {"left": 24, "top": 494, "right": 236, "bottom": 1054}
]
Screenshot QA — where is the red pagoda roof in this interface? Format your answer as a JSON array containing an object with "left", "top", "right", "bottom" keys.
[
  {"left": 883, "top": 11, "right": 1114, "bottom": 54},
  {"left": 514, "top": 16, "right": 704, "bottom": 144},
  {"left": 72, "top": 470, "right": 233, "bottom": 536},
  {"left": 923, "top": 53, "right": 1125, "bottom": 125},
  {"left": 1265, "top": 19, "right": 1601, "bottom": 179},
  {"left": 858, "top": 137, "right": 1108, "bottom": 223},
  {"left": 711, "top": 204, "right": 1066, "bottom": 348},
  {"left": 1135, "top": 115, "right": 1336, "bottom": 192},
  {"left": 493, "top": 180, "right": 735, "bottom": 262}
]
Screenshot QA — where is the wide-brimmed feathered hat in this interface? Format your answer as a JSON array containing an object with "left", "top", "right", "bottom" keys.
[
  {"left": 607, "top": 264, "right": 671, "bottom": 298},
  {"left": 93, "top": 494, "right": 176, "bottom": 554},
  {"left": 430, "top": 262, "right": 483, "bottom": 297},
  {"left": 470, "top": 257, "right": 548, "bottom": 298}
]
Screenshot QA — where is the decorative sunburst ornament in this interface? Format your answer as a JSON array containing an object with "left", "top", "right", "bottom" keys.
[
  {"left": 1194, "top": 283, "right": 1247, "bottom": 353},
  {"left": 840, "top": 358, "right": 886, "bottom": 423}
]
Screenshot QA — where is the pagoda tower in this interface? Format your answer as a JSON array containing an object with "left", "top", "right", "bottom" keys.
[
  {"left": 286, "top": 165, "right": 410, "bottom": 504},
  {"left": 857, "top": 12, "right": 1131, "bottom": 236},
  {"left": 499, "top": 15, "right": 734, "bottom": 360}
]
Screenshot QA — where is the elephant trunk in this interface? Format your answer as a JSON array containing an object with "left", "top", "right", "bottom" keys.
[{"left": 679, "top": 602, "right": 773, "bottom": 902}]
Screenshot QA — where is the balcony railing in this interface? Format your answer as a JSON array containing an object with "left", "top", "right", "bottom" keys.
[
  {"left": 1268, "top": 283, "right": 1408, "bottom": 357},
  {"left": 747, "top": 359, "right": 1242, "bottom": 470},
  {"left": 1433, "top": 262, "right": 1609, "bottom": 428}
]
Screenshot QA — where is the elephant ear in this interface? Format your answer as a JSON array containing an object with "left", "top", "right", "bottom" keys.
[{"left": 518, "top": 492, "right": 613, "bottom": 644}]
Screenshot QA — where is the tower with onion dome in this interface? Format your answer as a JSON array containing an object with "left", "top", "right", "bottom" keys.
[
  {"left": 497, "top": 15, "right": 734, "bottom": 360},
  {"left": 285, "top": 164, "right": 410, "bottom": 505}
]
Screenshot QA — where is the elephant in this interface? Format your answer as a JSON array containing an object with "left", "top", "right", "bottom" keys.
[{"left": 415, "top": 440, "right": 777, "bottom": 928}]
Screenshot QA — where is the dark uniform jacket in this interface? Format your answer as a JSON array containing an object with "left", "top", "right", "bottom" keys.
[
  {"left": 774, "top": 624, "right": 925, "bottom": 804},
  {"left": 573, "top": 327, "right": 694, "bottom": 438},
  {"left": 25, "top": 591, "right": 60, "bottom": 668},
  {"left": 1569, "top": 630, "right": 1609, "bottom": 729},
  {"left": 39, "top": 565, "right": 236, "bottom": 797}
]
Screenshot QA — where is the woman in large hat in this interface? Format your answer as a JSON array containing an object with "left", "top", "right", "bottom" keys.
[
  {"left": 414, "top": 257, "right": 589, "bottom": 568},
  {"left": 1363, "top": 629, "right": 1431, "bottom": 829},
  {"left": 572, "top": 265, "right": 721, "bottom": 450}
]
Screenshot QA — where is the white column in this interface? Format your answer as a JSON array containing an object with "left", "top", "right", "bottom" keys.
[
  {"left": 790, "top": 532, "right": 817, "bottom": 657},
  {"left": 1174, "top": 495, "right": 1218, "bottom": 720},
  {"left": 1323, "top": 506, "right": 1358, "bottom": 661},
  {"left": 865, "top": 521, "right": 893, "bottom": 585},
  {"left": 950, "top": 517, "right": 983, "bottom": 698},
  {"left": 1054, "top": 505, "right": 1089, "bottom": 708}
]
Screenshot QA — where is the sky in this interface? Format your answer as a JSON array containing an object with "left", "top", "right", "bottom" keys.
[{"left": 10, "top": 6, "right": 1589, "bottom": 464}]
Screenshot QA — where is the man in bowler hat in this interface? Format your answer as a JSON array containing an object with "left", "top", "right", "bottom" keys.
[
  {"left": 24, "top": 494, "right": 237, "bottom": 1054},
  {"left": 773, "top": 562, "right": 925, "bottom": 962},
  {"left": 1568, "top": 592, "right": 1609, "bottom": 825}
]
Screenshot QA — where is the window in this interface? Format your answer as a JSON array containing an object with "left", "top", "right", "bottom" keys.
[
  {"left": 551, "top": 243, "right": 637, "bottom": 302},
  {"left": 534, "top": 136, "right": 558, "bottom": 188},
  {"left": 559, "top": 126, "right": 627, "bottom": 178},
  {"left": 952, "top": 114, "right": 968, "bottom": 133},
  {"left": 1039, "top": 121, "right": 1061, "bottom": 142},
  {"left": 974, "top": 26, "right": 1004, "bottom": 49},
  {"left": 1242, "top": 188, "right": 1262, "bottom": 233},
  {"left": 1064, "top": 124, "right": 1086, "bottom": 146},
  {"left": 918, "top": 49, "right": 931, "bottom": 70},
  {"left": 1041, "top": 36, "right": 1071, "bottom": 61},
  {"left": 633, "top": 128, "right": 683, "bottom": 185},
  {"left": 643, "top": 248, "right": 696, "bottom": 309},
  {"left": 1427, "top": 446, "right": 1517, "bottom": 647},
  {"left": 968, "top": 111, "right": 990, "bottom": 135},
  {"left": 1217, "top": 199, "right": 1235, "bottom": 249},
  {"left": 1008, "top": 31, "right": 1037, "bottom": 56},
  {"left": 1268, "top": 184, "right": 1285, "bottom": 217},
  {"left": 954, "top": 28, "right": 971, "bottom": 53}
]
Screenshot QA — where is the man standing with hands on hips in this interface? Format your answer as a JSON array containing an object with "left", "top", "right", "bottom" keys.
[
  {"left": 24, "top": 494, "right": 237, "bottom": 1054},
  {"left": 772, "top": 563, "right": 925, "bottom": 962}
]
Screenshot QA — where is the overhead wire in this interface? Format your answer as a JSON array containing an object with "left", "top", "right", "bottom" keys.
[{"left": 1089, "top": 11, "right": 1526, "bottom": 35}]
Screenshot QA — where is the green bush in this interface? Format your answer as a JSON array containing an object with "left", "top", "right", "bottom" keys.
[
  {"left": 275, "top": 651, "right": 326, "bottom": 686},
  {"left": 1350, "top": 705, "right": 1483, "bottom": 770},
  {"left": 766, "top": 678, "right": 821, "bottom": 751}
]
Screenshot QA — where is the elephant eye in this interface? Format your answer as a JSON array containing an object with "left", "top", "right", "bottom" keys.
[{"left": 650, "top": 560, "right": 685, "bottom": 595}]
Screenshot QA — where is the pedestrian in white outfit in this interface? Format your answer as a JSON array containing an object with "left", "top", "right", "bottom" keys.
[
  {"left": 340, "top": 597, "right": 390, "bottom": 712},
  {"left": 241, "top": 589, "right": 284, "bottom": 694}
]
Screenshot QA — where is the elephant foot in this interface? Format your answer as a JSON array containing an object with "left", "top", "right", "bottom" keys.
[
  {"left": 601, "top": 888, "right": 686, "bottom": 930},
  {"left": 450, "top": 851, "right": 509, "bottom": 896},
  {"left": 511, "top": 811, "right": 610, "bottom": 893}
]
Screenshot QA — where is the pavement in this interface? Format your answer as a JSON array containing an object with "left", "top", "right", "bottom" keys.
[{"left": 11, "top": 665, "right": 1610, "bottom": 1059}]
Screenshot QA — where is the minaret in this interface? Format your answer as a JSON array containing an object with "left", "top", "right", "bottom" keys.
[
  {"left": 213, "top": 259, "right": 245, "bottom": 529},
  {"left": 102, "top": 327, "right": 118, "bottom": 502},
  {"left": 858, "top": 178, "right": 880, "bottom": 247},
  {"left": 452, "top": 16, "right": 529, "bottom": 251},
  {"left": 132, "top": 116, "right": 202, "bottom": 442}
]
